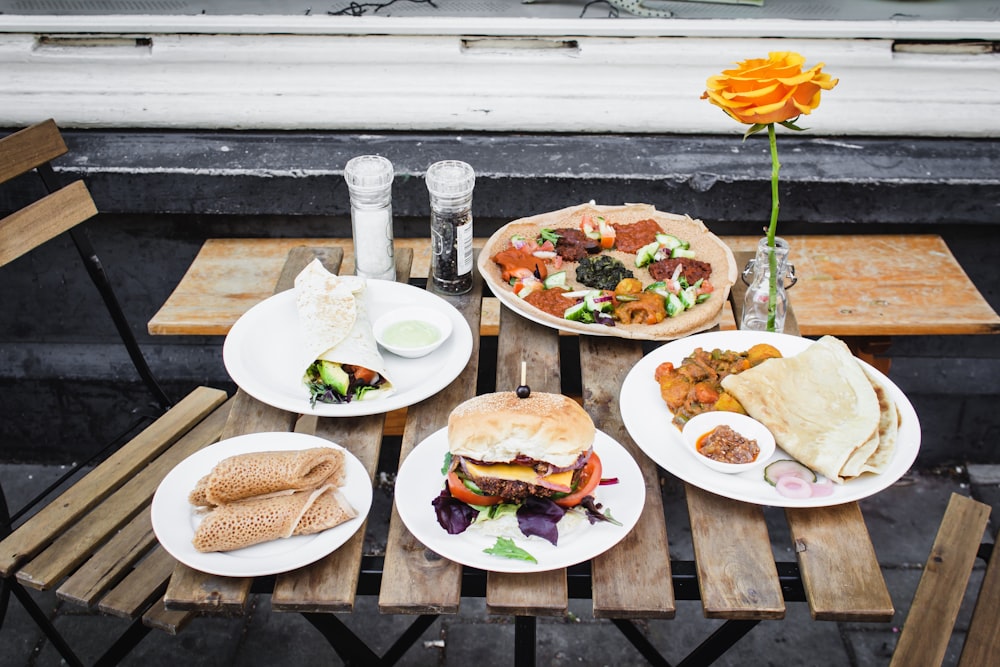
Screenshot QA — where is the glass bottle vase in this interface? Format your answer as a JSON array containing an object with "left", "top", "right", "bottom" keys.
[{"left": 740, "top": 236, "right": 797, "bottom": 332}]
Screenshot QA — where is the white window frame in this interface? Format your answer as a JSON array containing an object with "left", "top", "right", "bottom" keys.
[{"left": 1, "top": 15, "right": 998, "bottom": 136}]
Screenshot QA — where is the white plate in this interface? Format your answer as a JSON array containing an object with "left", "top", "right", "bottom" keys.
[
  {"left": 619, "top": 330, "right": 921, "bottom": 508},
  {"left": 394, "top": 427, "right": 645, "bottom": 573},
  {"left": 223, "top": 280, "right": 473, "bottom": 417},
  {"left": 151, "top": 432, "right": 373, "bottom": 577}
]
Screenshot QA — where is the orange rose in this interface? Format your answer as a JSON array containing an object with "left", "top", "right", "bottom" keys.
[{"left": 702, "top": 51, "right": 838, "bottom": 126}]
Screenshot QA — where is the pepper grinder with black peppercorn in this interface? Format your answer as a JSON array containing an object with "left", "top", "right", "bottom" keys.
[{"left": 426, "top": 160, "right": 475, "bottom": 295}]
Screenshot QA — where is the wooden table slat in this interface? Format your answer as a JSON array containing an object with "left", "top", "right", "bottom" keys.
[
  {"left": 686, "top": 484, "right": 785, "bottom": 620},
  {"left": 271, "top": 251, "right": 411, "bottom": 612},
  {"left": 485, "top": 306, "right": 567, "bottom": 617},
  {"left": 270, "top": 393, "right": 387, "bottom": 612},
  {"left": 581, "top": 336, "right": 676, "bottom": 619},
  {"left": 785, "top": 503, "right": 895, "bottom": 621},
  {"left": 378, "top": 264, "right": 484, "bottom": 615}
]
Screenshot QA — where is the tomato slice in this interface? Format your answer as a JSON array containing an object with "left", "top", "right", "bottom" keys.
[
  {"left": 554, "top": 452, "right": 603, "bottom": 508},
  {"left": 447, "top": 471, "right": 503, "bottom": 506}
]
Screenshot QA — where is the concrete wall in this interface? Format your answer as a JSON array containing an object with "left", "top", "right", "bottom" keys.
[{"left": 1, "top": 130, "right": 998, "bottom": 465}]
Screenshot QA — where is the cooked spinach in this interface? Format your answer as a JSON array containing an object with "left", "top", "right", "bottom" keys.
[{"left": 575, "top": 255, "right": 634, "bottom": 291}]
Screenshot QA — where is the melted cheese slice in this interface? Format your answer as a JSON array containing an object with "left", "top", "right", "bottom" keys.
[{"left": 464, "top": 461, "right": 574, "bottom": 492}]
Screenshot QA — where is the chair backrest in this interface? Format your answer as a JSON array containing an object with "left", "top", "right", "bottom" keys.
[
  {"left": 0, "top": 119, "right": 99, "bottom": 267},
  {"left": 891, "top": 492, "right": 995, "bottom": 667},
  {"left": 1, "top": 119, "right": 172, "bottom": 408}
]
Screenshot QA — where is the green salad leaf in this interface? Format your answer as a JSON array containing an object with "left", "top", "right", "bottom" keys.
[{"left": 483, "top": 536, "right": 537, "bottom": 563}]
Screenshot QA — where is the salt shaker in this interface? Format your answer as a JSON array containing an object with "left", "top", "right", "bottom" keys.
[
  {"left": 426, "top": 160, "right": 475, "bottom": 294},
  {"left": 344, "top": 155, "right": 396, "bottom": 281}
]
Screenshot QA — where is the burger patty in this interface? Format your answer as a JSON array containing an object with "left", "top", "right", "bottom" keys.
[{"left": 467, "top": 467, "right": 583, "bottom": 503}]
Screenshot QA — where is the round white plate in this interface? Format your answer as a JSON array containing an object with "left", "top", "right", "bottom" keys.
[
  {"left": 619, "top": 330, "right": 921, "bottom": 508},
  {"left": 151, "top": 432, "right": 372, "bottom": 577},
  {"left": 394, "top": 427, "right": 645, "bottom": 573},
  {"left": 223, "top": 280, "right": 473, "bottom": 417}
]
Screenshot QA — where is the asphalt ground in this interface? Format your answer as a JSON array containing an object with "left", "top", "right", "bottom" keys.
[{"left": 1, "top": 462, "right": 997, "bottom": 667}]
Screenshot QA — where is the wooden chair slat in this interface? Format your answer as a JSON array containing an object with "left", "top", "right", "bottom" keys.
[
  {"left": 686, "top": 485, "right": 785, "bottom": 619},
  {"left": 485, "top": 306, "right": 567, "bottom": 617},
  {"left": 98, "top": 545, "right": 177, "bottom": 619},
  {"left": 959, "top": 527, "right": 1000, "bottom": 666},
  {"left": 0, "top": 386, "right": 227, "bottom": 578},
  {"left": 582, "top": 336, "right": 676, "bottom": 619},
  {"left": 16, "top": 396, "right": 231, "bottom": 589},
  {"left": 271, "top": 413, "right": 385, "bottom": 612},
  {"left": 890, "top": 493, "right": 991, "bottom": 666},
  {"left": 786, "top": 503, "right": 895, "bottom": 621},
  {"left": 57, "top": 509, "right": 157, "bottom": 608},
  {"left": 379, "top": 267, "right": 484, "bottom": 616},
  {"left": 142, "top": 595, "right": 196, "bottom": 636},
  {"left": 0, "top": 118, "right": 66, "bottom": 185},
  {"left": 0, "top": 181, "right": 98, "bottom": 266}
]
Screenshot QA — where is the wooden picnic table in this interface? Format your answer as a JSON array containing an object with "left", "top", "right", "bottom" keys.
[{"left": 150, "top": 243, "right": 898, "bottom": 664}]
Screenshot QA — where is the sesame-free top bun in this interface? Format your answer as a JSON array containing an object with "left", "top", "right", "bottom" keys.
[{"left": 447, "top": 392, "right": 595, "bottom": 468}]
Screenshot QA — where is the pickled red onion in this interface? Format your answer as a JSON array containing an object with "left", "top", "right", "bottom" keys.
[{"left": 775, "top": 475, "right": 814, "bottom": 499}]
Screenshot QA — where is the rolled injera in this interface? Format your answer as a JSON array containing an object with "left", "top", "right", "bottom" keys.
[
  {"left": 192, "top": 483, "right": 357, "bottom": 553},
  {"left": 188, "top": 447, "right": 345, "bottom": 507}
]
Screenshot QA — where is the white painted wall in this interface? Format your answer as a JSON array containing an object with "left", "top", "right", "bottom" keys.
[{"left": 1, "top": 15, "right": 998, "bottom": 136}]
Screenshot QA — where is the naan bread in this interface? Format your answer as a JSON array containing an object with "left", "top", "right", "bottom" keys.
[
  {"left": 188, "top": 447, "right": 345, "bottom": 507},
  {"left": 192, "top": 483, "right": 357, "bottom": 553},
  {"left": 720, "top": 336, "right": 881, "bottom": 483},
  {"left": 478, "top": 202, "right": 737, "bottom": 341}
]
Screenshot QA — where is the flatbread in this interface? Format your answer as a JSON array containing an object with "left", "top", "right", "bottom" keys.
[
  {"left": 478, "top": 202, "right": 737, "bottom": 341},
  {"left": 720, "top": 336, "right": 881, "bottom": 483},
  {"left": 192, "top": 483, "right": 357, "bottom": 553},
  {"left": 859, "top": 366, "right": 900, "bottom": 475},
  {"left": 189, "top": 447, "right": 346, "bottom": 507},
  {"left": 293, "top": 259, "right": 394, "bottom": 396}
]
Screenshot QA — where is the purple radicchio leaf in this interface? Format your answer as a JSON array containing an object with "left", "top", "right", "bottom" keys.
[
  {"left": 432, "top": 489, "right": 478, "bottom": 535},
  {"left": 516, "top": 496, "right": 567, "bottom": 546}
]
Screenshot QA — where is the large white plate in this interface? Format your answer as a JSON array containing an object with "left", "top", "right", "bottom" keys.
[
  {"left": 620, "top": 330, "right": 921, "bottom": 508},
  {"left": 223, "top": 280, "right": 473, "bottom": 417},
  {"left": 151, "top": 432, "right": 373, "bottom": 577},
  {"left": 394, "top": 427, "right": 645, "bottom": 573}
]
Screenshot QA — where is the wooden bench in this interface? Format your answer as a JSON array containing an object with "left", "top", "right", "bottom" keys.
[{"left": 891, "top": 493, "right": 997, "bottom": 667}]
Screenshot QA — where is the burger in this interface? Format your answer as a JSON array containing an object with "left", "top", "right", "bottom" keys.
[{"left": 444, "top": 391, "right": 601, "bottom": 507}]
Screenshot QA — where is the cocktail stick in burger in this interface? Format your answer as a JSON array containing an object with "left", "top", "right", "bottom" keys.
[{"left": 444, "top": 391, "right": 603, "bottom": 509}]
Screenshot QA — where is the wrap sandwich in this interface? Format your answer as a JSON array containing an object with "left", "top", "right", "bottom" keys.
[
  {"left": 294, "top": 259, "right": 394, "bottom": 405},
  {"left": 720, "top": 336, "right": 899, "bottom": 484}
]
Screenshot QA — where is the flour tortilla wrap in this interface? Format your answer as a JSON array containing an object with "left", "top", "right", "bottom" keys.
[
  {"left": 294, "top": 259, "right": 394, "bottom": 401},
  {"left": 188, "top": 446, "right": 346, "bottom": 507},
  {"left": 721, "top": 336, "right": 882, "bottom": 484},
  {"left": 192, "top": 483, "right": 357, "bottom": 553}
]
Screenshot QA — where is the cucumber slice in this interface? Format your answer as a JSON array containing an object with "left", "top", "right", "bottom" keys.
[
  {"left": 543, "top": 271, "right": 567, "bottom": 289},
  {"left": 763, "top": 459, "right": 817, "bottom": 486}
]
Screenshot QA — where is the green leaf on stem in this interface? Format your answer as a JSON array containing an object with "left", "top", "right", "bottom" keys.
[{"left": 742, "top": 123, "right": 769, "bottom": 141}]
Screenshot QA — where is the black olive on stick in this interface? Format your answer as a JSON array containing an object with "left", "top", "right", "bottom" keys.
[{"left": 516, "top": 360, "right": 530, "bottom": 399}]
